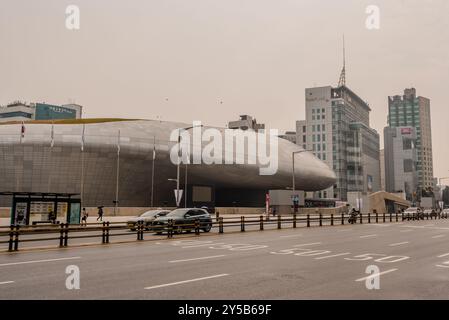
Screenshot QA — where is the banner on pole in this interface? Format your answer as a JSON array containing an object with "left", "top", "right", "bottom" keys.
[
  {"left": 265, "top": 193, "right": 270, "bottom": 213},
  {"left": 174, "top": 189, "right": 183, "bottom": 206}
]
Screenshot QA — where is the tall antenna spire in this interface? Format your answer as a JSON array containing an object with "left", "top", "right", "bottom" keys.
[{"left": 338, "top": 35, "right": 346, "bottom": 87}]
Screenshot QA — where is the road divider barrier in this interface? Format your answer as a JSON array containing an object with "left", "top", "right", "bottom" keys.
[{"left": 1, "top": 210, "right": 448, "bottom": 252}]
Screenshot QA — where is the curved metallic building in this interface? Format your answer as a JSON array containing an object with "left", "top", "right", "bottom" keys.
[{"left": 0, "top": 120, "right": 336, "bottom": 207}]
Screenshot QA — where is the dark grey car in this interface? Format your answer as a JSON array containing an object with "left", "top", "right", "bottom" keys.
[{"left": 151, "top": 208, "right": 213, "bottom": 234}]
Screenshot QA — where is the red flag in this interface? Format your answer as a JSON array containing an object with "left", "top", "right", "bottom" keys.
[{"left": 20, "top": 121, "right": 25, "bottom": 143}]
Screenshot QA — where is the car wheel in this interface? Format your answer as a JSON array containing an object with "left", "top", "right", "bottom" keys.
[{"left": 202, "top": 223, "right": 212, "bottom": 232}]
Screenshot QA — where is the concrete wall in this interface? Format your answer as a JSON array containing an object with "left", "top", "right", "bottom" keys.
[{"left": 347, "top": 192, "right": 370, "bottom": 213}]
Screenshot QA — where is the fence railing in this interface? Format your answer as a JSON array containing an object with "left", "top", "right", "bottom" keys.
[{"left": 1, "top": 211, "right": 447, "bottom": 252}]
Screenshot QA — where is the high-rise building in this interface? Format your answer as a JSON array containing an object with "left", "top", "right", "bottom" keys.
[
  {"left": 388, "top": 88, "right": 433, "bottom": 192},
  {"left": 380, "top": 149, "right": 385, "bottom": 191},
  {"left": 383, "top": 126, "right": 418, "bottom": 202},
  {"left": 297, "top": 85, "right": 380, "bottom": 201},
  {"left": 0, "top": 101, "right": 83, "bottom": 122}
]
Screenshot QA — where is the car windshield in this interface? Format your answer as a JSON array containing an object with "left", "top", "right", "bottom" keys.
[
  {"left": 140, "top": 211, "right": 161, "bottom": 218},
  {"left": 167, "top": 209, "right": 190, "bottom": 217}
]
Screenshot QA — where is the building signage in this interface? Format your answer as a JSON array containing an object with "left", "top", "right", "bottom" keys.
[
  {"left": 14, "top": 202, "right": 28, "bottom": 225},
  {"left": 401, "top": 128, "right": 412, "bottom": 135},
  {"left": 35, "top": 103, "right": 77, "bottom": 120}
]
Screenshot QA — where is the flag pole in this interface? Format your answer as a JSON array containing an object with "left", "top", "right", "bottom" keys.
[
  {"left": 151, "top": 136, "right": 156, "bottom": 208},
  {"left": 20, "top": 121, "right": 25, "bottom": 144},
  {"left": 115, "top": 129, "right": 120, "bottom": 216},
  {"left": 80, "top": 124, "right": 85, "bottom": 208},
  {"left": 184, "top": 149, "right": 190, "bottom": 208},
  {"left": 49, "top": 121, "right": 54, "bottom": 193}
]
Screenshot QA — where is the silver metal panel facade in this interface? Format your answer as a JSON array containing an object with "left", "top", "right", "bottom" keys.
[{"left": 0, "top": 120, "right": 336, "bottom": 207}]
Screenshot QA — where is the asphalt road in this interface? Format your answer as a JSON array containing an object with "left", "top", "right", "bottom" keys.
[
  {"left": 1, "top": 218, "right": 449, "bottom": 299},
  {"left": 0, "top": 215, "right": 321, "bottom": 250}
]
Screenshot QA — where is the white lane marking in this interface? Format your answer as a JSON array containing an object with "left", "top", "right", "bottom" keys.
[
  {"left": 432, "top": 235, "right": 445, "bottom": 239},
  {"left": 437, "top": 253, "right": 449, "bottom": 258},
  {"left": 400, "top": 229, "right": 413, "bottom": 233},
  {"left": 401, "top": 226, "right": 424, "bottom": 229},
  {"left": 0, "top": 257, "right": 81, "bottom": 267},
  {"left": 423, "top": 224, "right": 435, "bottom": 227},
  {"left": 294, "top": 250, "right": 331, "bottom": 257},
  {"left": 315, "top": 253, "right": 351, "bottom": 260},
  {"left": 293, "top": 242, "right": 322, "bottom": 247},
  {"left": 389, "top": 242, "right": 409, "bottom": 247},
  {"left": 182, "top": 242, "right": 226, "bottom": 248},
  {"left": 169, "top": 255, "right": 226, "bottom": 263},
  {"left": 144, "top": 274, "right": 229, "bottom": 290},
  {"left": 280, "top": 234, "right": 303, "bottom": 238},
  {"left": 171, "top": 240, "right": 213, "bottom": 247},
  {"left": 355, "top": 268, "right": 398, "bottom": 282},
  {"left": 401, "top": 225, "right": 449, "bottom": 231},
  {"left": 359, "top": 234, "right": 377, "bottom": 239},
  {"left": 0, "top": 281, "right": 14, "bottom": 285},
  {"left": 338, "top": 229, "right": 353, "bottom": 232}
]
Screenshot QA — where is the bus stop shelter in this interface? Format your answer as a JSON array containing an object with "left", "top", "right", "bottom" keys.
[{"left": 0, "top": 192, "right": 81, "bottom": 226}]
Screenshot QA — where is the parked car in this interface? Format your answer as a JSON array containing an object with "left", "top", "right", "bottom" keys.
[
  {"left": 403, "top": 207, "right": 423, "bottom": 220},
  {"left": 127, "top": 210, "right": 170, "bottom": 231},
  {"left": 151, "top": 208, "right": 213, "bottom": 234}
]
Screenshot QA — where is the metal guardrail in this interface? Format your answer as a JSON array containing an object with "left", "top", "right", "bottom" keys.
[{"left": 1, "top": 211, "right": 447, "bottom": 252}]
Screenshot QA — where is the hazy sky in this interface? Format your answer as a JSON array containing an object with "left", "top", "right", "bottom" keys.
[{"left": 1, "top": 0, "right": 449, "bottom": 179}]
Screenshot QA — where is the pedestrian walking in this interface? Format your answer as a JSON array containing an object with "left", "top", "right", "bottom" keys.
[
  {"left": 49, "top": 209, "right": 56, "bottom": 224},
  {"left": 81, "top": 208, "right": 88, "bottom": 226},
  {"left": 97, "top": 206, "right": 104, "bottom": 221}
]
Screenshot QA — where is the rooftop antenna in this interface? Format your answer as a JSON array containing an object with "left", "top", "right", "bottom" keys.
[{"left": 338, "top": 35, "right": 346, "bottom": 87}]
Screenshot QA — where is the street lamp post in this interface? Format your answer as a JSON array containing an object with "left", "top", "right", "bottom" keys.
[
  {"left": 173, "top": 124, "right": 203, "bottom": 207},
  {"left": 185, "top": 163, "right": 188, "bottom": 208}
]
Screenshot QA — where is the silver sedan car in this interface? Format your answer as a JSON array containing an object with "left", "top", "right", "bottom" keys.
[{"left": 127, "top": 209, "right": 170, "bottom": 231}]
